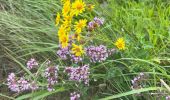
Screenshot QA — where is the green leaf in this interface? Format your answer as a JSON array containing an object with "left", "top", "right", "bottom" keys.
[
  {"left": 16, "top": 87, "right": 65, "bottom": 100},
  {"left": 99, "top": 87, "right": 163, "bottom": 100},
  {"left": 0, "top": 93, "right": 15, "bottom": 100}
]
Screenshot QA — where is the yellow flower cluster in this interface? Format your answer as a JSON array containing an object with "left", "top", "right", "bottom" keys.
[{"left": 55, "top": 0, "right": 93, "bottom": 56}]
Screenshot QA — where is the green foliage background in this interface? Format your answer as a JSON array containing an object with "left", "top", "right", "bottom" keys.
[{"left": 0, "top": 0, "right": 170, "bottom": 99}]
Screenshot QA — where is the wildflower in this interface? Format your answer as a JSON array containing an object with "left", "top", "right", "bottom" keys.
[
  {"left": 62, "top": 0, "right": 70, "bottom": 17},
  {"left": 64, "top": 64, "right": 90, "bottom": 85},
  {"left": 74, "top": 19, "right": 87, "bottom": 33},
  {"left": 87, "top": 21, "right": 95, "bottom": 31},
  {"left": 58, "top": 25, "right": 66, "bottom": 37},
  {"left": 70, "top": 92, "right": 80, "bottom": 100},
  {"left": 71, "top": 44, "right": 84, "bottom": 56},
  {"left": 55, "top": 13, "right": 60, "bottom": 26},
  {"left": 63, "top": 15, "right": 72, "bottom": 32},
  {"left": 63, "top": 15, "right": 73, "bottom": 25},
  {"left": 71, "top": 54, "right": 82, "bottom": 63},
  {"left": 44, "top": 66, "right": 59, "bottom": 91},
  {"left": 85, "top": 45, "right": 109, "bottom": 63},
  {"left": 7, "top": 73, "right": 38, "bottom": 92},
  {"left": 57, "top": 46, "right": 70, "bottom": 60},
  {"left": 7, "top": 73, "right": 20, "bottom": 92},
  {"left": 94, "top": 17, "right": 104, "bottom": 26},
  {"left": 87, "top": 17, "right": 104, "bottom": 31},
  {"left": 131, "top": 72, "right": 145, "bottom": 89},
  {"left": 26, "top": 58, "right": 38, "bottom": 70},
  {"left": 114, "top": 38, "right": 125, "bottom": 50},
  {"left": 72, "top": 0, "right": 86, "bottom": 16},
  {"left": 60, "top": 34, "right": 69, "bottom": 48},
  {"left": 87, "top": 4, "right": 95, "bottom": 11},
  {"left": 166, "top": 96, "right": 170, "bottom": 100},
  {"left": 17, "top": 77, "right": 30, "bottom": 91}
]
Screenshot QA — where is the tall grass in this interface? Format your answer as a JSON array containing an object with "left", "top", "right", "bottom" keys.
[{"left": 0, "top": 0, "right": 170, "bottom": 99}]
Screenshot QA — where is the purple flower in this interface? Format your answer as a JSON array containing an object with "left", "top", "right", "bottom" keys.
[
  {"left": 70, "top": 92, "right": 80, "bottom": 100},
  {"left": 56, "top": 47, "right": 70, "bottom": 60},
  {"left": 64, "top": 65, "right": 90, "bottom": 85},
  {"left": 87, "top": 21, "right": 95, "bottom": 31},
  {"left": 44, "top": 66, "right": 59, "bottom": 91},
  {"left": 87, "top": 17, "right": 104, "bottom": 31},
  {"left": 166, "top": 96, "right": 170, "bottom": 100},
  {"left": 7, "top": 73, "right": 38, "bottom": 92},
  {"left": 71, "top": 54, "right": 82, "bottom": 63},
  {"left": 17, "top": 77, "right": 30, "bottom": 91},
  {"left": 85, "top": 45, "right": 109, "bottom": 63},
  {"left": 94, "top": 17, "right": 104, "bottom": 26},
  {"left": 26, "top": 58, "right": 38, "bottom": 70},
  {"left": 7, "top": 73, "right": 20, "bottom": 92},
  {"left": 131, "top": 72, "right": 145, "bottom": 89}
]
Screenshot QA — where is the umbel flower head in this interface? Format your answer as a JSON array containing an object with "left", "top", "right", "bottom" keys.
[
  {"left": 71, "top": 43, "right": 84, "bottom": 57},
  {"left": 64, "top": 64, "right": 90, "bottom": 85},
  {"left": 7, "top": 73, "right": 38, "bottom": 92},
  {"left": 72, "top": 0, "right": 86, "bottom": 16},
  {"left": 57, "top": 46, "right": 70, "bottom": 60},
  {"left": 85, "top": 45, "right": 109, "bottom": 63},
  {"left": 44, "top": 66, "right": 59, "bottom": 91},
  {"left": 26, "top": 58, "right": 38, "bottom": 70},
  {"left": 114, "top": 37, "right": 125, "bottom": 50}
]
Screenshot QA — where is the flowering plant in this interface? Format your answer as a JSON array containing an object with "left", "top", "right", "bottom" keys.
[{"left": 6, "top": 0, "right": 126, "bottom": 99}]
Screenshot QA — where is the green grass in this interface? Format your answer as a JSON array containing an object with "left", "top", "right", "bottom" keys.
[{"left": 0, "top": 0, "right": 170, "bottom": 100}]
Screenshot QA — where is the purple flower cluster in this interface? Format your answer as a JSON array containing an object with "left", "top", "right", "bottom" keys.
[
  {"left": 70, "top": 92, "right": 80, "bottom": 100},
  {"left": 166, "top": 96, "right": 170, "bottom": 100},
  {"left": 131, "top": 72, "right": 145, "bottom": 89},
  {"left": 56, "top": 46, "right": 82, "bottom": 63},
  {"left": 71, "top": 54, "right": 82, "bottom": 63},
  {"left": 26, "top": 58, "right": 38, "bottom": 70},
  {"left": 7, "top": 73, "right": 38, "bottom": 92},
  {"left": 64, "top": 65, "right": 90, "bottom": 85},
  {"left": 94, "top": 17, "right": 104, "bottom": 26},
  {"left": 88, "top": 17, "right": 104, "bottom": 31},
  {"left": 85, "top": 45, "right": 109, "bottom": 63},
  {"left": 57, "top": 47, "right": 70, "bottom": 60},
  {"left": 44, "top": 66, "right": 59, "bottom": 91}
]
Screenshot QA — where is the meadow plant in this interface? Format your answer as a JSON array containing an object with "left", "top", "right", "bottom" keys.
[
  {"left": 26, "top": 58, "right": 38, "bottom": 70},
  {"left": 7, "top": 73, "right": 38, "bottom": 92},
  {"left": 70, "top": 92, "right": 80, "bottom": 100}
]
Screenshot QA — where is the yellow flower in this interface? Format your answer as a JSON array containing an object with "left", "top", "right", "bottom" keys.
[
  {"left": 55, "top": 13, "right": 60, "bottom": 26},
  {"left": 115, "top": 38, "right": 125, "bottom": 50},
  {"left": 63, "top": 15, "right": 72, "bottom": 25},
  {"left": 72, "top": 44, "right": 84, "bottom": 56},
  {"left": 87, "top": 4, "right": 95, "bottom": 11},
  {"left": 58, "top": 25, "right": 66, "bottom": 37},
  {"left": 62, "top": 1, "right": 70, "bottom": 17},
  {"left": 60, "top": 34, "right": 69, "bottom": 48},
  {"left": 72, "top": 0, "right": 86, "bottom": 16},
  {"left": 74, "top": 19, "right": 87, "bottom": 33}
]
